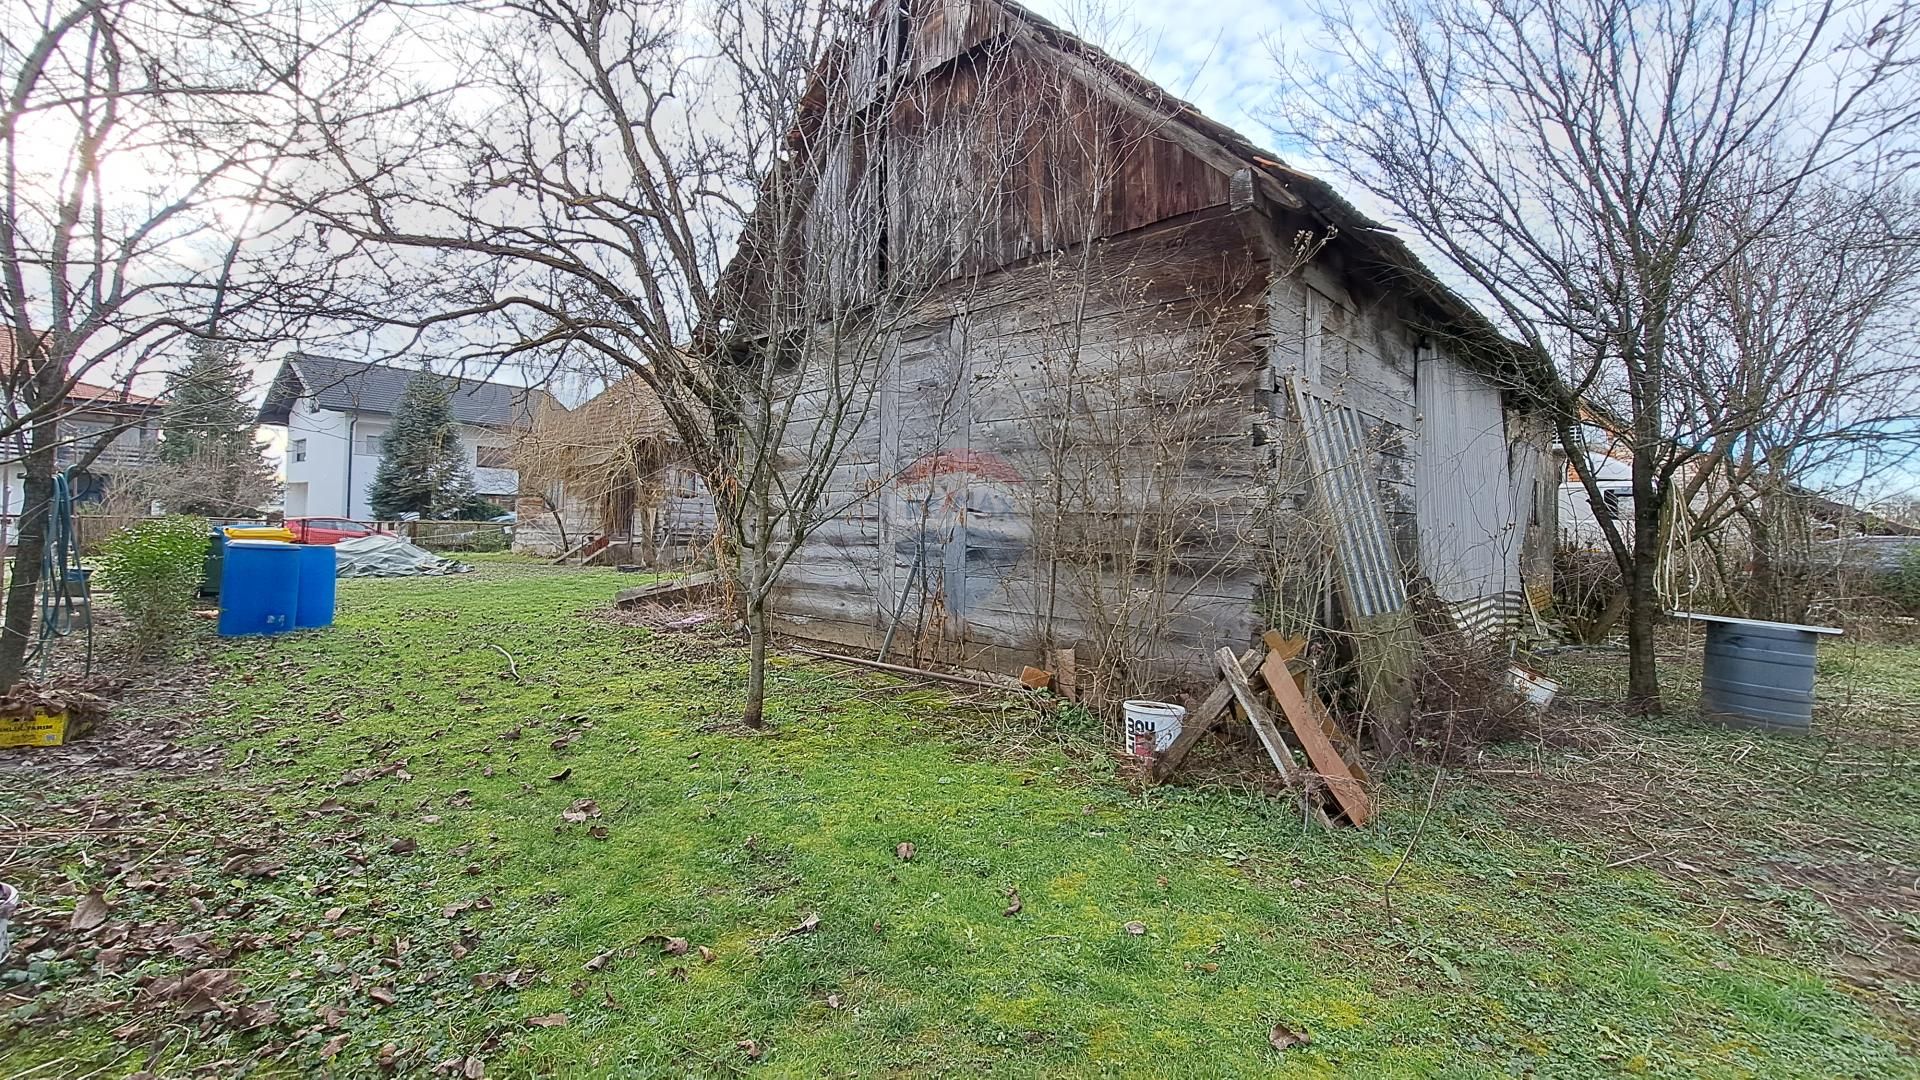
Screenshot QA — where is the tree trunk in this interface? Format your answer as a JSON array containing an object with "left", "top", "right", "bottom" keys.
[
  {"left": 742, "top": 594, "right": 768, "bottom": 729},
  {"left": 1625, "top": 454, "right": 1664, "bottom": 713},
  {"left": 0, "top": 427, "right": 58, "bottom": 690},
  {"left": 638, "top": 507, "right": 659, "bottom": 568},
  {"left": 1742, "top": 508, "right": 1777, "bottom": 621}
]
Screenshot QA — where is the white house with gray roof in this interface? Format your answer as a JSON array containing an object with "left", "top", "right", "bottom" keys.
[{"left": 257, "top": 354, "right": 550, "bottom": 519}]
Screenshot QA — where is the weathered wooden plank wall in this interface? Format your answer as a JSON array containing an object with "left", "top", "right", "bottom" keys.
[
  {"left": 755, "top": 0, "right": 1550, "bottom": 693},
  {"left": 767, "top": 206, "right": 1270, "bottom": 684}
]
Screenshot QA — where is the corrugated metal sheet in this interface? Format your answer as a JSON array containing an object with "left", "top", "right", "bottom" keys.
[
  {"left": 1291, "top": 378, "right": 1407, "bottom": 618},
  {"left": 1445, "top": 590, "right": 1526, "bottom": 646}
]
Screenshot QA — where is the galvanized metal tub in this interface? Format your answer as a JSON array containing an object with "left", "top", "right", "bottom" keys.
[{"left": 1674, "top": 612, "right": 1843, "bottom": 734}]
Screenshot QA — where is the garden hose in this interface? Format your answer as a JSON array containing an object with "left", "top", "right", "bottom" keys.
[{"left": 27, "top": 468, "right": 92, "bottom": 677}]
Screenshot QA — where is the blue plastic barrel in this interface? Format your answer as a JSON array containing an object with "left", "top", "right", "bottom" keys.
[
  {"left": 294, "top": 544, "right": 337, "bottom": 629},
  {"left": 217, "top": 540, "right": 301, "bottom": 637}
]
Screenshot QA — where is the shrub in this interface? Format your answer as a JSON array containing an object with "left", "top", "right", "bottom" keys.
[
  {"left": 1884, "top": 544, "right": 1920, "bottom": 613},
  {"left": 1411, "top": 637, "right": 1538, "bottom": 763},
  {"left": 93, "top": 515, "right": 210, "bottom": 656},
  {"left": 1552, "top": 544, "right": 1625, "bottom": 642}
]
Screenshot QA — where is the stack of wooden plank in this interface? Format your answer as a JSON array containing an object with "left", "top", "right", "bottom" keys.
[{"left": 1151, "top": 631, "right": 1373, "bottom": 827}]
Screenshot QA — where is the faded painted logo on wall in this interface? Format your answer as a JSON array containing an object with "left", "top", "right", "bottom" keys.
[{"left": 886, "top": 449, "right": 1026, "bottom": 620}]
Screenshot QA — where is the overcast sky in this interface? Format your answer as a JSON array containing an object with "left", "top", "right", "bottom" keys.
[{"left": 1022, "top": 0, "right": 1303, "bottom": 164}]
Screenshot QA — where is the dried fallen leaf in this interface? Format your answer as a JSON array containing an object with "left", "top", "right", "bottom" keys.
[
  {"left": 559, "top": 799, "right": 599, "bottom": 824},
  {"left": 785, "top": 912, "right": 821, "bottom": 936},
  {"left": 168, "top": 932, "right": 213, "bottom": 959},
  {"left": 824, "top": 993, "right": 844, "bottom": 1009},
  {"left": 737, "top": 1038, "right": 763, "bottom": 1061},
  {"left": 588, "top": 825, "right": 610, "bottom": 840},
  {"left": 232, "top": 1004, "right": 280, "bottom": 1032},
  {"left": 895, "top": 842, "right": 915, "bottom": 862},
  {"left": 525, "top": 1012, "right": 569, "bottom": 1029},
  {"left": 1123, "top": 921, "right": 1147, "bottom": 936},
  {"left": 696, "top": 945, "right": 716, "bottom": 964},
  {"left": 324, "top": 906, "right": 348, "bottom": 923},
  {"left": 584, "top": 951, "right": 615, "bottom": 972},
  {"left": 319, "top": 1034, "right": 350, "bottom": 1059},
  {"left": 1268, "top": 1021, "right": 1310, "bottom": 1052},
  {"left": 368, "top": 985, "right": 398, "bottom": 1007},
  {"left": 1002, "top": 889, "right": 1022, "bottom": 918},
  {"left": 387, "top": 837, "right": 418, "bottom": 855},
  {"left": 140, "top": 968, "right": 244, "bottom": 1016},
  {"left": 70, "top": 890, "right": 110, "bottom": 932},
  {"left": 548, "top": 767, "right": 572, "bottom": 783},
  {"left": 662, "top": 937, "right": 689, "bottom": 956}
]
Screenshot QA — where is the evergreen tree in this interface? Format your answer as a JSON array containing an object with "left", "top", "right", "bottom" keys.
[
  {"left": 368, "top": 371, "right": 497, "bottom": 519},
  {"left": 153, "top": 339, "right": 277, "bottom": 514}
]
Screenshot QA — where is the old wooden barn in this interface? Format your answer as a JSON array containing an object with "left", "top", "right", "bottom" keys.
[{"left": 722, "top": 0, "right": 1556, "bottom": 710}]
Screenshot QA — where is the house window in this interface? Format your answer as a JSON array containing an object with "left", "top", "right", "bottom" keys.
[
  {"left": 475, "top": 445, "right": 512, "bottom": 470},
  {"left": 290, "top": 438, "right": 307, "bottom": 463},
  {"left": 360, "top": 434, "right": 385, "bottom": 455}
]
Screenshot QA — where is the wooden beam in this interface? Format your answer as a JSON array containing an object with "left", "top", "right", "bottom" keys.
[
  {"left": 1213, "top": 647, "right": 1304, "bottom": 790},
  {"left": 1259, "top": 652, "right": 1374, "bottom": 826},
  {"left": 1051, "top": 648, "right": 1077, "bottom": 701},
  {"left": 792, "top": 647, "right": 1024, "bottom": 693},
  {"left": 1149, "top": 647, "right": 1258, "bottom": 783}
]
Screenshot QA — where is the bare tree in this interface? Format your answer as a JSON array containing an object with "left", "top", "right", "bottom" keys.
[
  {"left": 281, "top": 0, "right": 1044, "bottom": 726},
  {"left": 1670, "top": 181, "right": 1920, "bottom": 619},
  {"left": 0, "top": 0, "right": 381, "bottom": 686},
  {"left": 1277, "top": 0, "right": 1920, "bottom": 710}
]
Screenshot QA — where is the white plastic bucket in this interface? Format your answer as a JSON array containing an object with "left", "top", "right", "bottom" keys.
[
  {"left": 0, "top": 882, "right": 18, "bottom": 963},
  {"left": 1506, "top": 666, "right": 1561, "bottom": 710},
  {"left": 1122, "top": 699, "right": 1186, "bottom": 757}
]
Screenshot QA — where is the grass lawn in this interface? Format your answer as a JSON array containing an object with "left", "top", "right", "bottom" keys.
[{"left": 1, "top": 562, "right": 1915, "bottom": 1077}]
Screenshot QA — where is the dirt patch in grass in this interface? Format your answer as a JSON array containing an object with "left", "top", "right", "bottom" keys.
[{"left": 1477, "top": 638, "right": 1920, "bottom": 1036}]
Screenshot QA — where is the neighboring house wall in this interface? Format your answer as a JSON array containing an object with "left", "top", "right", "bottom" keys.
[
  {"left": 3, "top": 404, "right": 160, "bottom": 515},
  {"left": 283, "top": 399, "right": 352, "bottom": 518},
  {"left": 1557, "top": 427, "right": 1636, "bottom": 549},
  {"left": 282, "top": 395, "right": 521, "bottom": 519}
]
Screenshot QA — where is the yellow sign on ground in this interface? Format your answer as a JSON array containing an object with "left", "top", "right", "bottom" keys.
[{"left": 0, "top": 711, "right": 78, "bottom": 747}]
